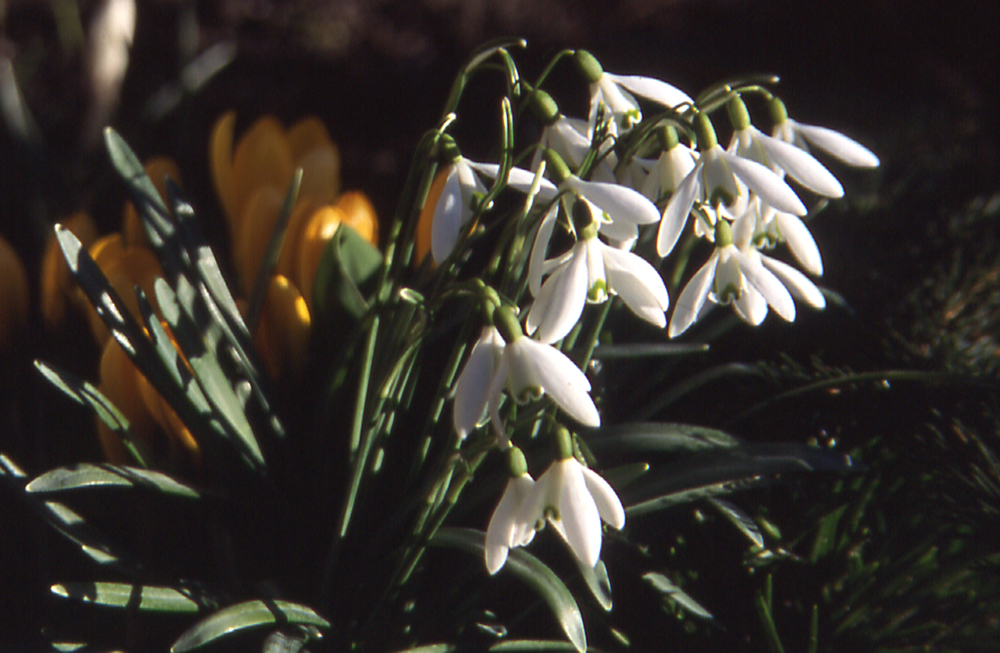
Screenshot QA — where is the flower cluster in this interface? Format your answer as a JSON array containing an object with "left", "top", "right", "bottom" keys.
[{"left": 433, "top": 49, "right": 878, "bottom": 572}]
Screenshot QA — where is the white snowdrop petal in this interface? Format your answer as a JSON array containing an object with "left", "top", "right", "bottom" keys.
[
  {"left": 733, "top": 249, "right": 796, "bottom": 321},
  {"left": 431, "top": 166, "right": 464, "bottom": 262},
  {"left": 640, "top": 154, "right": 666, "bottom": 202},
  {"left": 608, "top": 73, "right": 693, "bottom": 109},
  {"left": 453, "top": 327, "right": 504, "bottom": 439},
  {"left": 527, "top": 245, "right": 589, "bottom": 345},
  {"left": 657, "top": 163, "right": 701, "bottom": 257},
  {"left": 601, "top": 244, "right": 669, "bottom": 326},
  {"left": 775, "top": 212, "right": 823, "bottom": 276},
  {"left": 794, "top": 122, "right": 880, "bottom": 168},
  {"left": 486, "top": 357, "right": 510, "bottom": 439},
  {"left": 720, "top": 150, "right": 807, "bottom": 217},
  {"left": 517, "top": 339, "right": 599, "bottom": 428},
  {"left": 581, "top": 466, "right": 626, "bottom": 530},
  {"left": 758, "top": 131, "right": 844, "bottom": 198},
  {"left": 557, "top": 461, "right": 604, "bottom": 568},
  {"left": 668, "top": 252, "right": 719, "bottom": 338},
  {"left": 468, "top": 161, "right": 559, "bottom": 197},
  {"left": 733, "top": 286, "right": 769, "bottom": 325},
  {"left": 566, "top": 178, "right": 661, "bottom": 226},
  {"left": 760, "top": 256, "right": 826, "bottom": 309},
  {"left": 529, "top": 204, "right": 561, "bottom": 296},
  {"left": 485, "top": 474, "right": 535, "bottom": 574}
]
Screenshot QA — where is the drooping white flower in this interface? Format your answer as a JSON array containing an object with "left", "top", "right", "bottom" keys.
[
  {"left": 452, "top": 308, "right": 600, "bottom": 442},
  {"left": 453, "top": 325, "right": 505, "bottom": 440},
  {"left": 513, "top": 427, "right": 625, "bottom": 568},
  {"left": 755, "top": 199, "right": 824, "bottom": 276},
  {"left": 657, "top": 112, "right": 808, "bottom": 258},
  {"left": 668, "top": 212, "right": 797, "bottom": 337},
  {"left": 430, "top": 138, "right": 557, "bottom": 262},
  {"left": 574, "top": 50, "right": 692, "bottom": 132},
  {"left": 526, "top": 203, "right": 670, "bottom": 344},
  {"left": 485, "top": 446, "right": 537, "bottom": 574},
  {"left": 535, "top": 148, "right": 661, "bottom": 246},
  {"left": 769, "top": 97, "right": 880, "bottom": 169},
  {"left": 525, "top": 87, "right": 618, "bottom": 183},
  {"left": 639, "top": 125, "right": 698, "bottom": 204},
  {"left": 726, "top": 96, "right": 844, "bottom": 199}
]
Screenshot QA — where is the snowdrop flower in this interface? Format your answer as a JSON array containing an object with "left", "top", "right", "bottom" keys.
[
  {"left": 574, "top": 50, "right": 692, "bottom": 132},
  {"left": 755, "top": 199, "right": 824, "bottom": 276},
  {"left": 453, "top": 325, "right": 506, "bottom": 440},
  {"left": 452, "top": 307, "right": 600, "bottom": 443},
  {"left": 769, "top": 97, "right": 880, "bottom": 169},
  {"left": 536, "top": 148, "right": 661, "bottom": 245},
  {"left": 726, "top": 96, "right": 844, "bottom": 198},
  {"left": 639, "top": 125, "right": 698, "bottom": 203},
  {"left": 657, "top": 112, "right": 808, "bottom": 258},
  {"left": 514, "top": 426, "right": 625, "bottom": 568},
  {"left": 430, "top": 136, "right": 556, "bottom": 262},
  {"left": 669, "top": 212, "right": 798, "bottom": 337},
  {"left": 526, "top": 202, "right": 670, "bottom": 344},
  {"left": 527, "top": 88, "right": 617, "bottom": 183},
  {"left": 485, "top": 446, "right": 536, "bottom": 574}
]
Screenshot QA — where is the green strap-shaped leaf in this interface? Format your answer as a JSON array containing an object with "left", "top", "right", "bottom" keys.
[
  {"left": 313, "top": 224, "right": 385, "bottom": 323},
  {"left": 52, "top": 582, "right": 205, "bottom": 613},
  {"left": 586, "top": 422, "right": 741, "bottom": 455},
  {"left": 26, "top": 464, "right": 200, "bottom": 499},
  {"left": 707, "top": 498, "right": 765, "bottom": 549},
  {"left": 171, "top": 600, "right": 330, "bottom": 653},
  {"left": 489, "top": 641, "right": 580, "bottom": 652},
  {"left": 576, "top": 558, "right": 612, "bottom": 612},
  {"left": 34, "top": 360, "right": 152, "bottom": 467},
  {"left": 431, "top": 527, "right": 586, "bottom": 653},
  {"left": 643, "top": 572, "right": 714, "bottom": 620}
]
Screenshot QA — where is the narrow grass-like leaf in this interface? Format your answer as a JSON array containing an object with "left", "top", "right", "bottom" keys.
[
  {"left": 577, "top": 558, "right": 612, "bottom": 611},
  {"left": 591, "top": 342, "right": 709, "bottom": 360},
  {"left": 708, "top": 498, "right": 765, "bottom": 548},
  {"left": 754, "top": 581, "right": 786, "bottom": 653},
  {"left": 431, "top": 527, "right": 587, "bottom": 653},
  {"left": 51, "top": 582, "right": 203, "bottom": 613},
  {"left": 392, "top": 646, "right": 455, "bottom": 653},
  {"left": 171, "top": 600, "right": 330, "bottom": 653},
  {"left": 247, "top": 169, "right": 302, "bottom": 332},
  {"left": 643, "top": 572, "right": 714, "bottom": 620},
  {"left": 585, "top": 422, "right": 741, "bottom": 455},
  {"left": 27, "top": 464, "right": 199, "bottom": 499},
  {"left": 34, "top": 360, "right": 151, "bottom": 467},
  {"left": 490, "top": 642, "right": 580, "bottom": 652}
]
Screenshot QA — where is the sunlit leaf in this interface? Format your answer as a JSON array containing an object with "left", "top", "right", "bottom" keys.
[
  {"left": 51, "top": 582, "right": 204, "bottom": 613},
  {"left": 171, "top": 600, "right": 329, "bottom": 653},
  {"left": 643, "top": 572, "right": 714, "bottom": 620},
  {"left": 27, "top": 464, "right": 200, "bottom": 499},
  {"left": 431, "top": 527, "right": 587, "bottom": 653}
]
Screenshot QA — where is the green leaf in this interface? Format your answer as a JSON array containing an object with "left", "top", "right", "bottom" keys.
[
  {"left": 26, "top": 464, "right": 200, "bottom": 499},
  {"left": 707, "top": 498, "right": 764, "bottom": 548},
  {"left": 171, "top": 600, "right": 330, "bottom": 653},
  {"left": 392, "top": 646, "right": 455, "bottom": 653},
  {"left": 313, "top": 224, "right": 384, "bottom": 323},
  {"left": 34, "top": 360, "right": 151, "bottom": 467},
  {"left": 643, "top": 572, "right": 714, "bottom": 620},
  {"left": 431, "top": 528, "right": 586, "bottom": 653},
  {"left": 577, "top": 558, "right": 612, "bottom": 611},
  {"left": 51, "top": 582, "right": 204, "bottom": 613},
  {"left": 489, "top": 641, "right": 580, "bottom": 652},
  {"left": 586, "top": 423, "right": 741, "bottom": 455}
]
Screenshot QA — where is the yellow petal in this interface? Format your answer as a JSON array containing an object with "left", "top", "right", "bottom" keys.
[
  {"left": 97, "top": 338, "right": 158, "bottom": 464},
  {"left": 235, "top": 185, "right": 285, "bottom": 296},
  {"left": 275, "top": 197, "right": 318, "bottom": 281},
  {"left": 336, "top": 190, "right": 379, "bottom": 247},
  {"left": 297, "top": 205, "right": 345, "bottom": 310},
  {"left": 231, "top": 116, "right": 294, "bottom": 238},
  {"left": 210, "top": 111, "right": 238, "bottom": 230},
  {"left": 296, "top": 145, "right": 341, "bottom": 206},
  {"left": 258, "top": 274, "right": 311, "bottom": 381},
  {"left": 0, "top": 235, "right": 29, "bottom": 349}
]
